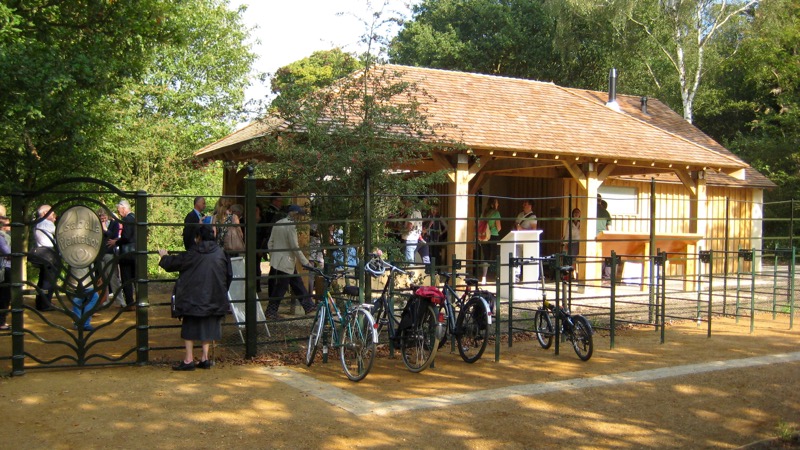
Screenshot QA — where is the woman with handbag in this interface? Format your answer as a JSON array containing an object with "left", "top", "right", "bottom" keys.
[
  {"left": 158, "top": 225, "right": 232, "bottom": 371},
  {"left": 212, "top": 197, "right": 245, "bottom": 255}
]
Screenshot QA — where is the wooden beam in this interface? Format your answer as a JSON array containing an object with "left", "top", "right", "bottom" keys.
[
  {"left": 597, "top": 163, "right": 617, "bottom": 181},
  {"left": 562, "top": 162, "right": 588, "bottom": 190},
  {"left": 674, "top": 169, "right": 697, "bottom": 196}
]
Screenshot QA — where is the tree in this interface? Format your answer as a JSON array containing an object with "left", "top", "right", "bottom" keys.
[
  {"left": 269, "top": 48, "right": 362, "bottom": 114},
  {"left": 705, "top": 0, "right": 800, "bottom": 233},
  {"left": 0, "top": 1, "right": 256, "bottom": 256},
  {"left": 388, "top": 0, "right": 629, "bottom": 90},
  {"left": 0, "top": 0, "right": 172, "bottom": 195},
  {"left": 610, "top": 0, "right": 758, "bottom": 123}
]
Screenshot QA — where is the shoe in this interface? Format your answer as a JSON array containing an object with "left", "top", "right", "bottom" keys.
[
  {"left": 123, "top": 305, "right": 136, "bottom": 312},
  {"left": 195, "top": 360, "right": 212, "bottom": 369},
  {"left": 0, "top": 324, "right": 9, "bottom": 331},
  {"left": 172, "top": 361, "right": 195, "bottom": 371},
  {"left": 265, "top": 313, "right": 283, "bottom": 320},
  {"left": 305, "top": 306, "right": 317, "bottom": 316},
  {"left": 38, "top": 306, "right": 56, "bottom": 312}
]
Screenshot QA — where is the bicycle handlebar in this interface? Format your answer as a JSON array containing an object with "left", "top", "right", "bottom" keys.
[
  {"left": 302, "top": 264, "right": 349, "bottom": 282},
  {"left": 366, "top": 253, "right": 408, "bottom": 276}
]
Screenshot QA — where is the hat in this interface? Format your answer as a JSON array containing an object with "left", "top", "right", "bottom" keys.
[{"left": 287, "top": 204, "right": 304, "bottom": 214}]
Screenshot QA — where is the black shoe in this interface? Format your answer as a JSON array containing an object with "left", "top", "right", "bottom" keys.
[
  {"left": 37, "top": 306, "right": 56, "bottom": 312},
  {"left": 196, "top": 360, "right": 212, "bottom": 369},
  {"left": 172, "top": 361, "right": 195, "bottom": 371}
]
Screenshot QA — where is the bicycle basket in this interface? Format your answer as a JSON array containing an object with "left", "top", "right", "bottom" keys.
[{"left": 414, "top": 286, "right": 445, "bottom": 305}]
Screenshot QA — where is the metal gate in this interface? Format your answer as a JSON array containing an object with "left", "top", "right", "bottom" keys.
[{"left": 7, "top": 178, "right": 149, "bottom": 375}]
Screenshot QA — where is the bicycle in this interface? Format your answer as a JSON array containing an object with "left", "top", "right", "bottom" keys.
[
  {"left": 533, "top": 294, "right": 594, "bottom": 361},
  {"left": 303, "top": 265, "right": 378, "bottom": 382},
  {"left": 365, "top": 253, "right": 442, "bottom": 373},
  {"left": 436, "top": 271, "right": 493, "bottom": 363}
]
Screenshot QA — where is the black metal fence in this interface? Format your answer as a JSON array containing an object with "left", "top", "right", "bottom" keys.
[{"left": 2, "top": 176, "right": 800, "bottom": 374}]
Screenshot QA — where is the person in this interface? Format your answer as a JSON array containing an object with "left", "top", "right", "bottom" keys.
[
  {"left": 252, "top": 204, "right": 268, "bottom": 292},
  {"left": 515, "top": 199, "right": 537, "bottom": 231},
  {"left": 182, "top": 197, "right": 206, "bottom": 251},
  {"left": 0, "top": 204, "right": 6, "bottom": 216},
  {"left": 424, "top": 204, "right": 448, "bottom": 265},
  {"left": 329, "top": 224, "right": 356, "bottom": 270},
  {"left": 263, "top": 193, "right": 285, "bottom": 298},
  {"left": 400, "top": 199, "right": 423, "bottom": 263},
  {"left": 33, "top": 204, "right": 57, "bottom": 311},
  {"left": 68, "top": 267, "right": 99, "bottom": 332},
  {"left": 562, "top": 208, "right": 582, "bottom": 280},
  {"left": 262, "top": 193, "right": 284, "bottom": 249},
  {"left": 96, "top": 208, "right": 122, "bottom": 307},
  {"left": 158, "top": 225, "right": 232, "bottom": 371},
  {"left": 596, "top": 195, "right": 612, "bottom": 233},
  {"left": 212, "top": 197, "right": 244, "bottom": 254},
  {"left": 596, "top": 196, "right": 612, "bottom": 279},
  {"left": 109, "top": 200, "right": 136, "bottom": 311},
  {"left": 480, "top": 197, "right": 501, "bottom": 283},
  {"left": 265, "top": 204, "right": 316, "bottom": 320},
  {"left": 0, "top": 216, "right": 11, "bottom": 330},
  {"left": 513, "top": 199, "right": 538, "bottom": 281},
  {"left": 307, "top": 224, "right": 324, "bottom": 299}
]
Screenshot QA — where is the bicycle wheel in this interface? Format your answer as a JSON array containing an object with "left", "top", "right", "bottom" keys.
[
  {"left": 340, "top": 309, "right": 377, "bottom": 382},
  {"left": 305, "top": 308, "right": 325, "bottom": 367},
  {"left": 534, "top": 308, "right": 553, "bottom": 349},
  {"left": 400, "top": 304, "right": 439, "bottom": 372},
  {"left": 570, "top": 315, "right": 594, "bottom": 361},
  {"left": 455, "top": 298, "right": 489, "bottom": 363}
]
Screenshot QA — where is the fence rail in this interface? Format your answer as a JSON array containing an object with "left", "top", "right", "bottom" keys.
[{"left": 2, "top": 177, "right": 800, "bottom": 374}]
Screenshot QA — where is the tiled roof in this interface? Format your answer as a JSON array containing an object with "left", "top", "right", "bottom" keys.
[
  {"left": 195, "top": 64, "right": 771, "bottom": 187},
  {"left": 193, "top": 116, "right": 281, "bottom": 160},
  {"left": 383, "top": 65, "right": 746, "bottom": 170}
]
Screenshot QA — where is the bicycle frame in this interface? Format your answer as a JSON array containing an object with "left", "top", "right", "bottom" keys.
[
  {"left": 440, "top": 273, "right": 494, "bottom": 333},
  {"left": 312, "top": 268, "right": 378, "bottom": 356},
  {"left": 371, "top": 259, "right": 407, "bottom": 342}
]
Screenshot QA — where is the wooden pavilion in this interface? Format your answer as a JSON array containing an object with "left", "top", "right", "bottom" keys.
[{"left": 194, "top": 65, "right": 774, "bottom": 281}]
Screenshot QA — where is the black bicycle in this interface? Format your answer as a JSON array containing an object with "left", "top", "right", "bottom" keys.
[
  {"left": 533, "top": 297, "right": 594, "bottom": 361},
  {"left": 365, "top": 253, "right": 441, "bottom": 373},
  {"left": 436, "top": 271, "right": 493, "bottom": 363}
]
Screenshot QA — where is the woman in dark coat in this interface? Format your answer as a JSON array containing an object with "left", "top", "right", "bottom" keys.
[{"left": 158, "top": 225, "right": 232, "bottom": 371}]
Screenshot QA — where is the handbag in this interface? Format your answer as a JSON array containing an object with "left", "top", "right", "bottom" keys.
[
  {"left": 223, "top": 220, "right": 245, "bottom": 253},
  {"left": 30, "top": 246, "right": 60, "bottom": 268}
]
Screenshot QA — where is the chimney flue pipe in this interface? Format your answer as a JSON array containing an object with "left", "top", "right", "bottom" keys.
[{"left": 608, "top": 68, "right": 617, "bottom": 103}]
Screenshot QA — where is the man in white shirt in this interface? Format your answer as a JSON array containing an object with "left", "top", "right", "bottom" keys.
[
  {"left": 33, "top": 204, "right": 57, "bottom": 311},
  {"left": 265, "top": 204, "right": 315, "bottom": 320},
  {"left": 515, "top": 200, "right": 537, "bottom": 230}
]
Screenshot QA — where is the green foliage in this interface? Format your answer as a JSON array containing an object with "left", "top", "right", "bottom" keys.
[
  {"left": 699, "top": 0, "right": 800, "bottom": 217},
  {"left": 257, "top": 55, "right": 451, "bottom": 256},
  {"left": 0, "top": 0, "right": 255, "bottom": 253},
  {"left": 270, "top": 48, "right": 363, "bottom": 113}
]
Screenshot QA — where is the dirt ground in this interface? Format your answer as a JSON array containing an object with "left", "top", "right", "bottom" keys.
[{"left": 2, "top": 312, "right": 800, "bottom": 449}]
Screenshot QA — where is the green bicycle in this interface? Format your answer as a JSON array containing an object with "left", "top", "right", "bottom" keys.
[{"left": 303, "top": 265, "right": 378, "bottom": 382}]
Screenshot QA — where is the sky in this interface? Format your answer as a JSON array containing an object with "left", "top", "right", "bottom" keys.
[{"left": 227, "top": 0, "right": 418, "bottom": 111}]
